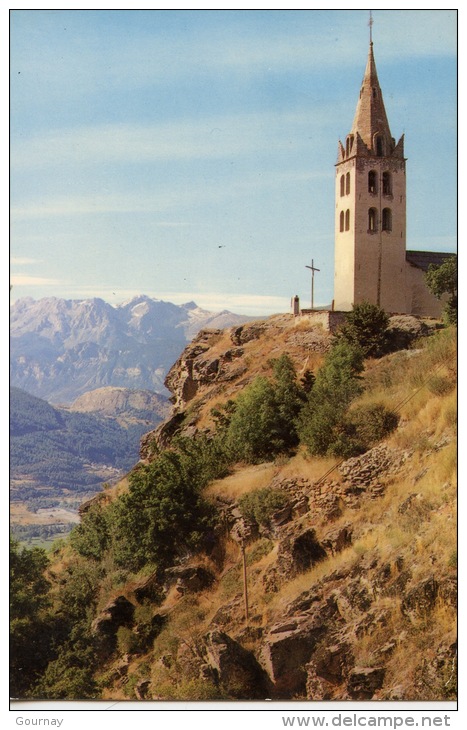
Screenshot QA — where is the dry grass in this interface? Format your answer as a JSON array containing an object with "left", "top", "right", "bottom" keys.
[{"left": 205, "top": 463, "right": 280, "bottom": 501}]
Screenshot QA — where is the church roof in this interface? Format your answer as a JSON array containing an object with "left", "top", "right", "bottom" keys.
[
  {"left": 405, "top": 250, "right": 456, "bottom": 272},
  {"left": 351, "top": 42, "right": 393, "bottom": 152}
]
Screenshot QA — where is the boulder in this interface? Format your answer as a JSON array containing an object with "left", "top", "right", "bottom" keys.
[
  {"left": 133, "top": 571, "right": 163, "bottom": 604},
  {"left": 165, "top": 566, "right": 215, "bottom": 595},
  {"left": 306, "top": 641, "right": 354, "bottom": 699},
  {"left": 260, "top": 616, "right": 326, "bottom": 697},
  {"left": 204, "top": 630, "right": 272, "bottom": 699},
  {"left": 277, "top": 528, "right": 327, "bottom": 576},
  {"left": 347, "top": 666, "right": 385, "bottom": 699},
  {"left": 401, "top": 577, "right": 439, "bottom": 617},
  {"left": 321, "top": 524, "right": 353, "bottom": 555}
]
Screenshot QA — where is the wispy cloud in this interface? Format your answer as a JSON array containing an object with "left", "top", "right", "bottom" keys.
[
  {"left": 11, "top": 108, "right": 333, "bottom": 172},
  {"left": 10, "top": 164, "right": 327, "bottom": 221},
  {"left": 10, "top": 257, "right": 40, "bottom": 265},
  {"left": 10, "top": 274, "right": 65, "bottom": 287}
]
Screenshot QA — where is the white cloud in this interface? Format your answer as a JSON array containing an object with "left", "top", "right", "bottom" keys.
[
  {"left": 10, "top": 274, "right": 65, "bottom": 287},
  {"left": 10, "top": 257, "right": 40, "bottom": 265}
]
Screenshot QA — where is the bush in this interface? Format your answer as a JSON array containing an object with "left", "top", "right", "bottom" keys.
[
  {"left": 337, "top": 301, "right": 390, "bottom": 357},
  {"left": 347, "top": 403, "right": 399, "bottom": 445},
  {"left": 298, "top": 341, "right": 364, "bottom": 456},
  {"left": 116, "top": 626, "right": 140, "bottom": 655},
  {"left": 69, "top": 502, "right": 110, "bottom": 561},
  {"left": 238, "top": 487, "right": 288, "bottom": 527},
  {"left": 111, "top": 442, "right": 220, "bottom": 572},
  {"left": 226, "top": 355, "right": 305, "bottom": 462},
  {"left": 425, "top": 256, "right": 457, "bottom": 325}
]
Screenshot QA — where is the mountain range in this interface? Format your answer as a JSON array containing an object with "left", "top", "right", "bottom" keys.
[{"left": 10, "top": 295, "right": 254, "bottom": 404}]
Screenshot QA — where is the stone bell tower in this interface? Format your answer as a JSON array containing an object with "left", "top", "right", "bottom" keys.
[{"left": 333, "top": 40, "right": 407, "bottom": 313}]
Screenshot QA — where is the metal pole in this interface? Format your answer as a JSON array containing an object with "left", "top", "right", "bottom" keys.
[{"left": 240, "top": 538, "right": 249, "bottom": 624}]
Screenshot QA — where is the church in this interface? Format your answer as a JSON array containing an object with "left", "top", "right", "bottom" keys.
[{"left": 332, "top": 39, "right": 453, "bottom": 317}]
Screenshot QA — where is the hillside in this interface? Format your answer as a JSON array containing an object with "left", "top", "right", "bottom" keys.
[
  {"left": 10, "top": 312, "right": 457, "bottom": 701},
  {"left": 10, "top": 386, "right": 170, "bottom": 545},
  {"left": 10, "top": 295, "right": 254, "bottom": 404}
]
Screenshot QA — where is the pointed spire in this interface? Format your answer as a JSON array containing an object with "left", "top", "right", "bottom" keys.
[{"left": 350, "top": 42, "right": 394, "bottom": 156}]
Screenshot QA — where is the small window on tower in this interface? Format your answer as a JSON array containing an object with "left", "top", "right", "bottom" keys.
[
  {"left": 382, "top": 208, "right": 392, "bottom": 231},
  {"left": 382, "top": 171, "right": 392, "bottom": 195},
  {"left": 345, "top": 209, "right": 350, "bottom": 231},
  {"left": 373, "top": 88, "right": 377, "bottom": 99},
  {"left": 340, "top": 175, "right": 345, "bottom": 197},
  {"left": 340, "top": 211, "right": 345, "bottom": 232},
  {"left": 346, "top": 172, "right": 350, "bottom": 195},
  {"left": 375, "top": 135, "right": 384, "bottom": 157},
  {"left": 368, "top": 208, "right": 377, "bottom": 232},
  {"left": 346, "top": 135, "right": 354, "bottom": 157},
  {"left": 368, "top": 170, "right": 377, "bottom": 194}
]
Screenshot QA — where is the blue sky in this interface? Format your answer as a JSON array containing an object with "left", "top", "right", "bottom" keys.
[{"left": 9, "top": 9, "right": 457, "bottom": 315}]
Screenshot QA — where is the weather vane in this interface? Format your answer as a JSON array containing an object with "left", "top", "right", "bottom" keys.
[{"left": 369, "top": 10, "right": 374, "bottom": 43}]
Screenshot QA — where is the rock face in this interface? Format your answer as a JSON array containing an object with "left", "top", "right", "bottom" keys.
[
  {"left": 261, "top": 617, "right": 327, "bottom": 697},
  {"left": 144, "top": 314, "right": 333, "bottom": 452},
  {"left": 204, "top": 630, "right": 272, "bottom": 699},
  {"left": 165, "top": 566, "right": 215, "bottom": 595}
]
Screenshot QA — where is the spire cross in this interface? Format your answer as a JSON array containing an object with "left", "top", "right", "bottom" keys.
[
  {"left": 369, "top": 10, "right": 374, "bottom": 44},
  {"left": 305, "top": 259, "right": 320, "bottom": 310}
]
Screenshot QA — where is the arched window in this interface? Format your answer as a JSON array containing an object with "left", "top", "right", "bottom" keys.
[
  {"left": 382, "top": 171, "right": 392, "bottom": 195},
  {"left": 368, "top": 208, "right": 377, "bottom": 232},
  {"left": 340, "top": 211, "right": 344, "bottom": 232},
  {"left": 375, "top": 135, "right": 384, "bottom": 157},
  {"left": 345, "top": 172, "right": 350, "bottom": 195},
  {"left": 340, "top": 175, "right": 345, "bottom": 197},
  {"left": 368, "top": 170, "right": 377, "bottom": 194},
  {"left": 346, "top": 135, "right": 354, "bottom": 157},
  {"left": 382, "top": 208, "right": 392, "bottom": 231},
  {"left": 345, "top": 209, "right": 350, "bottom": 232}
]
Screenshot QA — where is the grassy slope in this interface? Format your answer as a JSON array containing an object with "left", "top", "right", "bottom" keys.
[{"left": 48, "top": 325, "right": 457, "bottom": 701}]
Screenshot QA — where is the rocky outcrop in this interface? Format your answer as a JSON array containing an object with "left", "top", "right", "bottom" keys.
[
  {"left": 339, "top": 445, "right": 410, "bottom": 494},
  {"left": 347, "top": 666, "right": 386, "bottom": 699},
  {"left": 165, "top": 565, "right": 215, "bottom": 595},
  {"left": 204, "top": 630, "right": 272, "bottom": 699}
]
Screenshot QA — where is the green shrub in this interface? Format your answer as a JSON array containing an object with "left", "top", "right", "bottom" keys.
[
  {"left": 238, "top": 487, "right": 288, "bottom": 527},
  {"left": 111, "top": 442, "right": 220, "bottom": 572},
  {"left": 337, "top": 301, "right": 390, "bottom": 357},
  {"left": 246, "top": 538, "right": 274, "bottom": 565},
  {"left": 69, "top": 502, "right": 110, "bottom": 561},
  {"left": 347, "top": 403, "right": 399, "bottom": 445},
  {"left": 425, "top": 256, "right": 457, "bottom": 325},
  {"left": 225, "top": 354, "right": 305, "bottom": 463},
  {"left": 298, "top": 341, "right": 364, "bottom": 456},
  {"left": 116, "top": 626, "right": 140, "bottom": 655}
]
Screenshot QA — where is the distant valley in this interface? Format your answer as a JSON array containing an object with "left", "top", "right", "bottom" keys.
[
  {"left": 10, "top": 295, "right": 254, "bottom": 545},
  {"left": 10, "top": 385, "right": 170, "bottom": 545}
]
